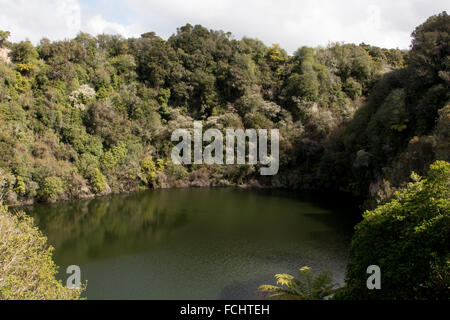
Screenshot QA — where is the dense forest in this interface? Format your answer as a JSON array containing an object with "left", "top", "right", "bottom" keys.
[
  {"left": 0, "top": 12, "right": 446, "bottom": 207},
  {"left": 0, "top": 11, "right": 448, "bottom": 301}
]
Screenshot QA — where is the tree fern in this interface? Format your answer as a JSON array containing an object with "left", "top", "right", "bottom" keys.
[{"left": 257, "top": 266, "right": 336, "bottom": 300}]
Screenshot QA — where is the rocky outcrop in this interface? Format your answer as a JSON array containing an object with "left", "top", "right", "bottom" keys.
[{"left": 0, "top": 48, "right": 11, "bottom": 64}]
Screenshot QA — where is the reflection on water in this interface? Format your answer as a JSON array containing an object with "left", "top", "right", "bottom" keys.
[{"left": 22, "top": 188, "right": 358, "bottom": 300}]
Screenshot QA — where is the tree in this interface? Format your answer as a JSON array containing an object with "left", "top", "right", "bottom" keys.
[
  {"left": 267, "top": 43, "right": 288, "bottom": 70},
  {"left": 0, "top": 203, "right": 85, "bottom": 299},
  {"left": 435, "top": 104, "right": 450, "bottom": 160},
  {"left": 343, "top": 77, "right": 363, "bottom": 99},
  {"left": 0, "top": 16, "right": 446, "bottom": 209},
  {"left": 409, "top": 11, "right": 450, "bottom": 87},
  {"left": 339, "top": 161, "right": 450, "bottom": 300},
  {"left": 10, "top": 40, "right": 38, "bottom": 63},
  {"left": 288, "top": 47, "right": 320, "bottom": 101},
  {"left": 0, "top": 30, "right": 10, "bottom": 47},
  {"left": 258, "top": 266, "right": 336, "bottom": 300},
  {"left": 129, "top": 34, "right": 175, "bottom": 88}
]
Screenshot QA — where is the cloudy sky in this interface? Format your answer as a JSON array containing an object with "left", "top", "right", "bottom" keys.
[{"left": 0, "top": 0, "right": 448, "bottom": 53}]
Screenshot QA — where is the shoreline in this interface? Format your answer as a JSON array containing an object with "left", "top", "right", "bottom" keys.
[
  {"left": 9, "top": 180, "right": 276, "bottom": 208},
  {"left": 13, "top": 183, "right": 364, "bottom": 223}
]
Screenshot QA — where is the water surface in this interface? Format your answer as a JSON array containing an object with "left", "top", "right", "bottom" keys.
[{"left": 22, "top": 188, "right": 358, "bottom": 300}]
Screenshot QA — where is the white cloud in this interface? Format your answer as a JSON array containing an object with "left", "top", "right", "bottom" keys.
[
  {"left": 84, "top": 14, "right": 142, "bottom": 38},
  {"left": 123, "top": 0, "right": 449, "bottom": 52},
  {"left": 0, "top": 0, "right": 448, "bottom": 53},
  {"left": 124, "top": 0, "right": 448, "bottom": 52},
  {"left": 0, "top": 0, "right": 81, "bottom": 43}
]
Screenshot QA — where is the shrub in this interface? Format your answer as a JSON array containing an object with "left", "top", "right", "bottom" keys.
[
  {"left": 0, "top": 203, "right": 84, "bottom": 299},
  {"left": 164, "top": 162, "right": 188, "bottom": 181},
  {"left": 14, "top": 176, "right": 26, "bottom": 196},
  {"left": 343, "top": 77, "right": 363, "bottom": 99},
  {"left": 40, "top": 176, "right": 65, "bottom": 202},
  {"left": 69, "top": 84, "right": 96, "bottom": 110},
  {"left": 140, "top": 157, "right": 157, "bottom": 186},
  {"left": 339, "top": 161, "right": 450, "bottom": 300},
  {"left": 89, "top": 168, "right": 107, "bottom": 193},
  {"left": 156, "top": 159, "right": 165, "bottom": 171},
  {"left": 100, "top": 141, "right": 128, "bottom": 175},
  {"left": 10, "top": 41, "right": 38, "bottom": 64}
]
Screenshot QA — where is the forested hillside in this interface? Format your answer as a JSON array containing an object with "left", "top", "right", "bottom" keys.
[{"left": 0, "top": 12, "right": 448, "bottom": 205}]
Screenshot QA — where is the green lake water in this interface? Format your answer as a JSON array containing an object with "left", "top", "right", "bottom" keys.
[{"left": 22, "top": 188, "right": 359, "bottom": 300}]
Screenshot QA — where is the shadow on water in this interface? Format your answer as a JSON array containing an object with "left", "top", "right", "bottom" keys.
[{"left": 218, "top": 275, "right": 273, "bottom": 300}]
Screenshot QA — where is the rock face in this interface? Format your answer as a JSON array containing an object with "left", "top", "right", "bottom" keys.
[
  {"left": 100, "top": 183, "right": 112, "bottom": 196},
  {"left": 0, "top": 48, "right": 11, "bottom": 64}
]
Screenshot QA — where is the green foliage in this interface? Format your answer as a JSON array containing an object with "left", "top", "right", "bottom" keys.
[
  {"left": 14, "top": 176, "right": 26, "bottom": 196},
  {"left": 410, "top": 11, "right": 450, "bottom": 87},
  {"left": 0, "top": 30, "right": 10, "bottom": 47},
  {"left": 325, "top": 11, "right": 449, "bottom": 197},
  {"left": 340, "top": 161, "right": 450, "bottom": 300},
  {"left": 11, "top": 41, "right": 38, "bottom": 64},
  {"left": 140, "top": 157, "right": 157, "bottom": 186},
  {"left": 0, "top": 14, "right": 446, "bottom": 206},
  {"left": 89, "top": 168, "right": 107, "bottom": 193},
  {"left": 164, "top": 162, "right": 188, "bottom": 181},
  {"left": 0, "top": 203, "right": 84, "bottom": 299},
  {"left": 101, "top": 141, "right": 128, "bottom": 175},
  {"left": 0, "top": 15, "right": 448, "bottom": 299},
  {"left": 343, "top": 77, "right": 362, "bottom": 99},
  {"left": 156, "top": 159, "right": 166, "bottom": 171},
  {"left": 40, "top": 176, "right": 65, "bottom": 202},
  {"left": 258, "top": 266, "right": 336, "bottom": 300},
  {"left": 435, "top": 104, "right": 450, "bottom": 160}
]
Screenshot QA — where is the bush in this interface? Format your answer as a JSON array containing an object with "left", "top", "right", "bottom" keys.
[
  {"left": 89, "top": 168, "right": 107, "bottom": 193},
  {"left": 40, "top": 176, "right": 65, "bottom": 202},
  {"left": 69, "top": 84, "right": 96, "bottom": 110},
  {"left": 343, "top": 77, "right": 363, "bottom": 99},
  {"left": 140, "top": 157, "right": 157, "bottom": 186},
  {"left": 0, "top": 203, "right": 84, "bottom": 299},
  {"left": 339, "top": 161, "right": 450, "bottom": 300},
  {"left": 435, "top": 104, "right": 450, "bottom": 160},
  {"left": 100, "top": 141, "right": 128, "bottom": 175},
  {"left": 14, "top": 176, "right": 26, "bottom": 196}
]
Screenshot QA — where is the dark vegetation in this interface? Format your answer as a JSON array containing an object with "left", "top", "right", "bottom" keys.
[{"left": 338, "top": 160, "right": 449, "bottom": 300}]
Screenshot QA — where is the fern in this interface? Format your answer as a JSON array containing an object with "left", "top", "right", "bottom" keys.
[{"left": 257, "top": 266, "right": 336, "bottom": 300}]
